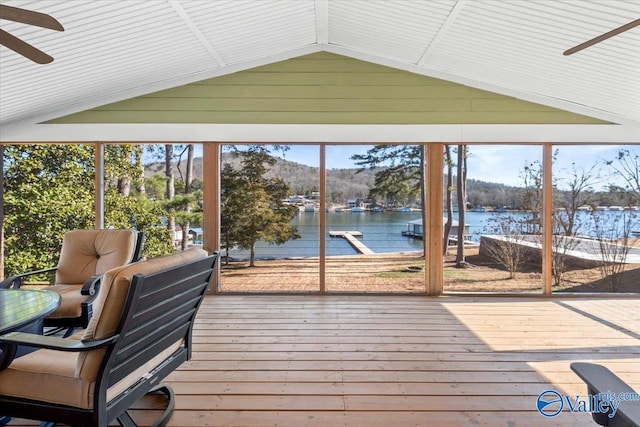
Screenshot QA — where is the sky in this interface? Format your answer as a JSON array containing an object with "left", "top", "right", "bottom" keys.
[
  {"left": 197, "top": 143, "right": 634, "bottom": 189},
  {"left": 270, "top": 144, "right": 631, "bottom": 189}
]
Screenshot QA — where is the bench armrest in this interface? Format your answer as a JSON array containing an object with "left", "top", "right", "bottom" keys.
[{"left": 571, "top": 362, "right": 640, "bottom": 427}]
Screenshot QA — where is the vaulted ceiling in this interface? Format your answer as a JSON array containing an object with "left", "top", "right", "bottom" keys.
[{"left": 1, "top": 0, "right": 639, "bottom": 139}]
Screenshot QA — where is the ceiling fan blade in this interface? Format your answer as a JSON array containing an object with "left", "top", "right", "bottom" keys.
[
  {"left": 0, "top": 4, "right": 64, "bottom": 31},
  {"left": 0, "top": 28, "right": 53, "bottom": 64},
  {"left": 564, "top": 18, "right": 640, "bottom": 55}
]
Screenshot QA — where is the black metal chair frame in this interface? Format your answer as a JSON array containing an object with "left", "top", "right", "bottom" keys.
[
  {"left": 0, "top": 232, "right": 145, "bottom": 336},
  {"left": 0, "top": 251, "right": 219, "bottom": 427}
]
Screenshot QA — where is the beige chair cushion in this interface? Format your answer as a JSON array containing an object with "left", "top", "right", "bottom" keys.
[
  {"left": 45, "top": 229, "right": 137, "bottom": 320},
  {"left": 55, "top": 229, "right": 137, "bottom": 286},
  {"left": 43, "top": 284, "right": 87, "bottom": 318},
  {"left": 0, "top": 338, "right": 93, "bottom": 408},
  {"left": 0, "top": 249, "right": 209, "bottom": 410},
  {"left": 77, "top": 249, "right": 208, "bottom": 385}
]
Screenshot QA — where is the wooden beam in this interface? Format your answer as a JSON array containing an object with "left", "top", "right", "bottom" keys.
[
  {"left": 203, "top": 142, "right": 221, "bottom": 293},
  {"left": 542, "top": 144, "right": 553, "bottom": 295},
  {"left": 319, "top": 144, "right": 326, "bottom": 293},
  {"left": 426, "top": 143, "right": 444, "bottom": 295}
]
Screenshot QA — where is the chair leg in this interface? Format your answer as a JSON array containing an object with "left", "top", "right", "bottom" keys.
[
  {"left": 149, "top": 384, "right": 176, "bottom": 427},
  {"left": 116, "top": 411, "right": 137, "bottom": 427},
  {"left": 115, "top": 383, "right": 176, "bottom": 427}
]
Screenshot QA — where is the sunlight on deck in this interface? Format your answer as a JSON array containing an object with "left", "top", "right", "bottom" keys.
[{"left": 8, "top": 295, "right": 640, "bottom": 426}]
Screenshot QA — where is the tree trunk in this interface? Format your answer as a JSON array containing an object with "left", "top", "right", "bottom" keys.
[
  {"left": 456, "top": 145, "right": 467, "bottom": 265},
  {"left": 165, "top": 144, "right": 175, "bottom": 245},
  {"left": 137, "top": 146, "right": 146, "bottom": 195},
  {"left": 419, "top": 145, "right": 427, "bottom": 258},
  {"left": 117, "top": 177, "right": 131, "bottom": 196},
  {"left": 443, "top": 145, "right": 453, "bottom": 256},
  {"left": 180, "top": 144, "right": 194, "bottom": 250}
]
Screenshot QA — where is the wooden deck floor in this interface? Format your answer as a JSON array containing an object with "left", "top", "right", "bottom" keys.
[{"left": 9, "top": 295, "right": 640, "bottom": 426}]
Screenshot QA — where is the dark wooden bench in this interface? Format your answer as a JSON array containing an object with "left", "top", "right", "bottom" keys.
[
  {"left": 0, "top": 249, "right": 219, "bottom": 427},
  {"left": 571, "top": 362, "right": 640, "bottom": 427}
]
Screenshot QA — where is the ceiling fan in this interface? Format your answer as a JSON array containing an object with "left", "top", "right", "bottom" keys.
[
  {"left": 563, "top": 18, "right": 640, "bottom": 55},
  {"left": 0, "top": 4, "right": 64, "bottom": 64}
]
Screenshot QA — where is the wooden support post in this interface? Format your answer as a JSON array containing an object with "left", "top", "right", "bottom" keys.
[
  {"left": 426, "top": 143, "right": 444, "bottom": 295},
  {"left": 203, "top": 142, "right": 221, "bottom": 293},
  {"left": 319, "top": 144, "right": 326, "bottom": 294},
  {"left": 542, "top": 144, "right": 553, "bottom": 295}
]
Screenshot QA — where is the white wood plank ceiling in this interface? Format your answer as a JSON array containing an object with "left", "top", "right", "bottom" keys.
[{"left": 1, "top": 0, "right": 639, "bottom": 131}]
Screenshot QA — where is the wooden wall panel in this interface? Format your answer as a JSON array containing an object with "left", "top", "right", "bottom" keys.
[{"left": 50, "top": 52, "right": 605, "bottom": 125}]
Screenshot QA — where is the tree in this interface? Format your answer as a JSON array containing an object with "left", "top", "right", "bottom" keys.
[
  {"left": 443, "top": 145, "right": 454, "bottom": 255},
  {"left": 221, "top": 147, "right": 300, "bottom": 267},
  {"left": 455, "top": 145, "right": 468, "bottom": 266},
  {"left": 351, "top": 145, "right": 423, "bottom": 203},
  {"left": 352, "top": 144, "right": 470, "bottom": 260},
  {"left": 351, "top": 144, "right": 426, "bottom": 252},
  {"left": 104, "top": 189, "right": 174, "bottom": 258},
  {"left": 481, "top": 215, "right": 529, "bottom": 279},
  {"left": 607, "top": 149, "right": 640, "bottom": 202},
  {"left": 104, "top": 144, "right": 144, "bottom": 196},
  {"left": 591, "top": 211, "right": 636, "bottom": 292},
  {"left": 165, "top": 144, "right": 175, "bottom": 245},
  {"left": 220, "top": 164, "right": 244, "bottom": 264},
  {"left": 173, "top": 144, "right": 197, "bottom": 250},
  {"left": 2, "top": 145, "right": 95, "bottom": 276},
  {"left": 555, "top": 160, "right": 602, "bottom": 236},
  {"left": 520, "top": 158, "right": 543, "bottom": 235},
  {"left": 1, "top": 144, "right": 175, "bottom": 278}
]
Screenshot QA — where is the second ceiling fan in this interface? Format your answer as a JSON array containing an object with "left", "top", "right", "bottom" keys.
[
  {"left": 0, "top": 4, "right": 64, "bottom": 64},
  {"left": 563, "top": 18, "right": 640, "bottom": 55}
]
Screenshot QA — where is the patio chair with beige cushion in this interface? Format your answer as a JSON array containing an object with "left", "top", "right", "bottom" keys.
[
  {"left": 0, "top": 229, "right": 144, "bottom": 336},
  {"left": 0, "top": 248, "right": 219, "bottom": 427}
]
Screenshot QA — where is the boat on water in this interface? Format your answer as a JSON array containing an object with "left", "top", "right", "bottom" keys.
[
  {"left": 402, "top": 217, "right": 471, "bottom": 242},
  {"left": 470, "top": 206, "right": 486, "bottom": 212}
]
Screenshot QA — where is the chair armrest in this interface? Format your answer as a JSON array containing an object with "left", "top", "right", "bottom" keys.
[
  {"left": 0, "top": 332, "right": 117, "bottom": 352},
  {"left": 81, "top": 275, "right": 101, "bottom": 296},
  {"left": 571, "top": 362, "right": 640, "bottom": 427},
  {"left": 0, "top": 267, "right": 57, "bottom": 289}
]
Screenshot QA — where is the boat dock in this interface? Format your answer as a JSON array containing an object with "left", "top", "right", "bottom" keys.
[{"left": 329, "top": 231, "right": 374, "bottom": 255}]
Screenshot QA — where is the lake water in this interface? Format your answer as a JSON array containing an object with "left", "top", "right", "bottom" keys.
[
  {"left": 227, "top": 209, "right": 639, "bottom": 260},
  {"left": 228, "top": 210, "right": 525, "bottom": 260}
]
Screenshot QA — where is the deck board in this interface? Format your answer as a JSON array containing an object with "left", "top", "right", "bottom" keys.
[{"left": 6, "top": 295, "right": 639, "bottom": 426}]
